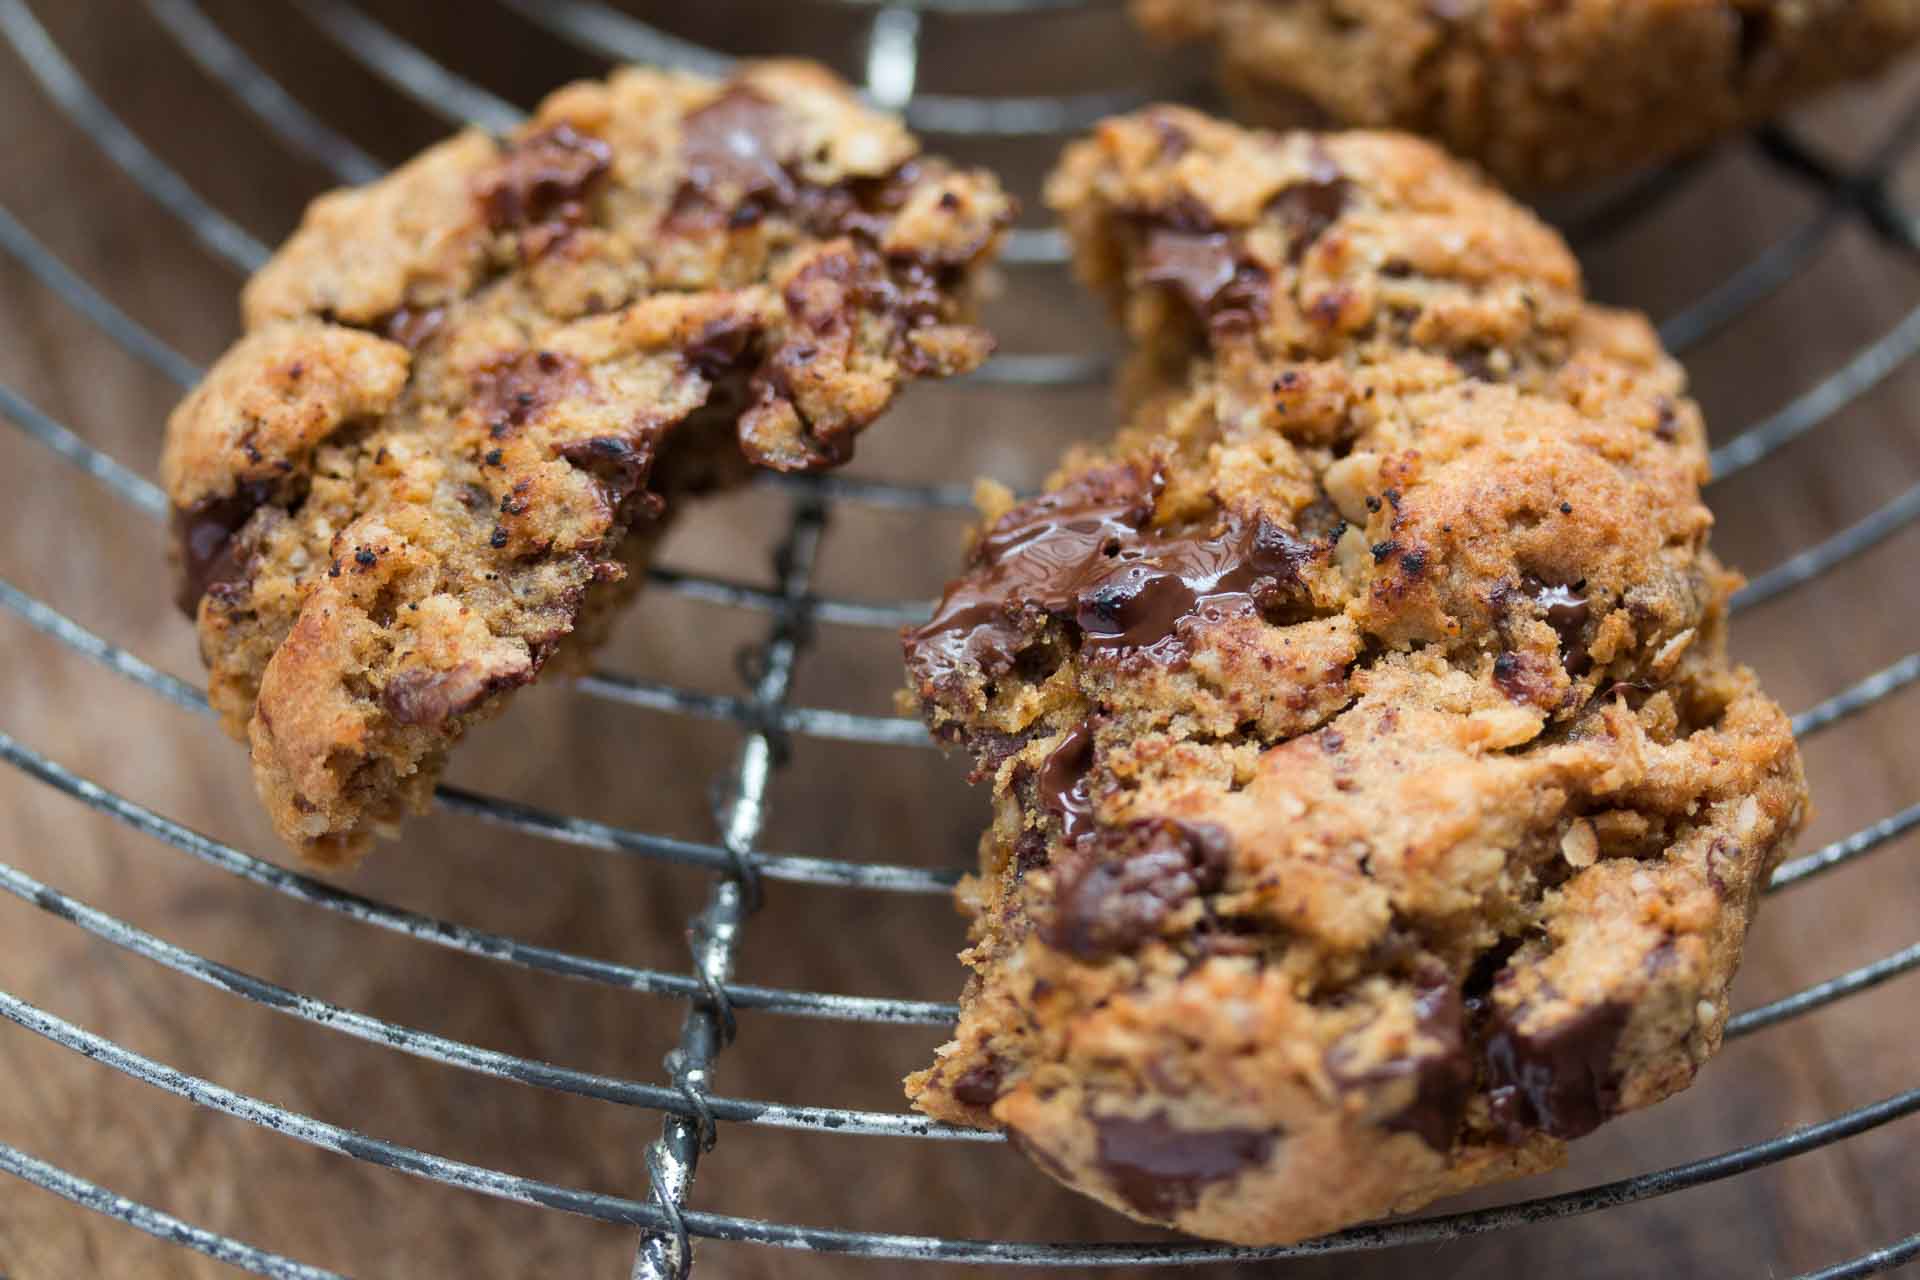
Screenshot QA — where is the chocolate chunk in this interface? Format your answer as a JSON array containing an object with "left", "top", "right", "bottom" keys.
[
  {"left": 678, "top": 87, "right": 796, "bottom": 215},
  {"left": 1269, "top": 150, "right": 1350, "bottom": 264},
  {"left": 473, "top": 350, "right": 586, "bottom": 438},
  {"left": 788, "top": 165, "right": 917, "bottom": 246},
  {"left": 903, "top": 463, "right": 1160, "bottom": 686},
  {"left": 380, "top": 305, "right": 446, "bottom": 351},
  {"left": 557, "top": 434, "right": 662, "bottom": 523},
  {"left": 1043, "top": 818, "right": 1231, "bottom": 960},
  {"left": 683, "top": 314, "right": 758, "bottom": 379},
  {"left": 671, "top": 86, "right": 940, "bottom": 249},
  {"left": 1093, "top": 1111, "right": 1274, "bottom": 1219},
  {"left": 1135, "top": 216, "right": 1269, "bottom": 334},
  {"left": 172, "top": 478, "right": 276, "bottom": 616},
  {"left": 951, "top": 1058, "right": 1005, "bottom": 1108},
  {"left": 382, "top": 661, "right": 530, "bottom": 728},
  {"left": 478, "top": 124, "right": 612, "bottom": 252},
  {"left": 1074, "top": 514, "right": 1312, "bottom": 651},
  {"left": 1483, "top": 1000, "right": 1631, "bottom": 1141},
  {"left": 904, "top": 464, "right": 1319, "bottom": 688},
  {"left": 1532, "top": 580, "right": 1592, "bottom": 676},
  {"left": 1140, "top": 230, "right": 1240, "bottom": 315},
  {"left": 1037, "top": 721, "right": 1096, "bottom": 843},
  {"left": 1326, "top": 970, "right": 1472, "bottom": 1152}
]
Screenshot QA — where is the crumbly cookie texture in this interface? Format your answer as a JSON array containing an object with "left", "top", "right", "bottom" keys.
[
  {"left": 164, "top": 61, "right": 1011, "bottom": 866},
  {"left": 902, "top": 108, "right": 1806, "bottom": 1245},
  {"left": 1135, "top": 0, "right": 1920, "bottom": 187}
]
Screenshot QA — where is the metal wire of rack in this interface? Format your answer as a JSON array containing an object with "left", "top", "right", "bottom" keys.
[{"left": 0, "top": 0, "right": 1914, "bottom": 1275}]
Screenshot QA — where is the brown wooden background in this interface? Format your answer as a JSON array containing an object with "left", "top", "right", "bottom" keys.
[{"left": 0, "top": 3, "right": 1914, "bottom": 1277}]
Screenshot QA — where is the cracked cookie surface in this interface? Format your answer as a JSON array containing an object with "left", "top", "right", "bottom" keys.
[
  {"left": 902, "top": 108, "right": 1805, "bottom": 1245},
  {"left": 163, "top": 61, "right": 1010, "bottom": 865},
  {"left": 1135, "top": 0, "right": 1920, "bottom": 187}
]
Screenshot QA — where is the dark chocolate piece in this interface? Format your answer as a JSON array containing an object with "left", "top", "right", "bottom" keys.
[
  {"left": 172, "top": 478, "right": 276, "bottom": 616},
  {"left": 1043, "top": 818, "right": 1231, "bottom": 960},
  {"left": 1037, "top": 720, "right": 1096, "bottom": 843},
  {"left": 905, "top": 465, "right": 1160, "bottom": 686},
  {"left": 1269, "top": 149, "right": 1351, "bottom": 264},
  {"left": 1140, "top": 230, "right": 1240, "bottom": 314},
  {"left": 1533, "top": 581, "right": 1593, "bottom": 676},
  {"left": 678, "top": 87, "right": 796, "bottom": 213},
  {"left": 1483, "top": 1000, "right": 1631, "bottom": 1141},
  {"left": 905, "top": 466, "right": 1318, "bottom": 688},
  {"left": 673, "top": 87, "right": 944, "bottom": 252},
  {"left": 1093, "top": 1111, "right": 1274, "bottom": 1219},
  {"left": 478, "top": 124, "right": 612, "bottom": 251},
  {"left": 951, "top": 1058, "right": 1004, "bottom": 1108}
]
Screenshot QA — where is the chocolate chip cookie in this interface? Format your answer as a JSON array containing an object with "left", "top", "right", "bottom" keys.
[
  {"left": 902, "top": 107, "right": 1806, "bottom": 1244},
  {"left": 1135, "top": 0, "right": 1920, "bottom": 187},
  {"left": 163, "top": 61, "right": 1011, "bottom": 865}
]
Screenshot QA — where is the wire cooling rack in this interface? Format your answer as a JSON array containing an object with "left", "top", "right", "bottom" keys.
[{"left": 0, "top": 1, "right": 1915, "bottom": 1276}]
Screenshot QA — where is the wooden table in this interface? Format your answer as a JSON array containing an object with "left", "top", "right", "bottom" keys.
[{"left": 0, "top": 3, "right": 1913, "bottom": 1276}]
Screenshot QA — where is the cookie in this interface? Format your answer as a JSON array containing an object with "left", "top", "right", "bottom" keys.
[
  {"left": 163, "top": 61, "right": 1011, "bottom": 866},
  {"left": 901, "top": 108, "right": 1806, "bottom": 1245},
  {"left": 1135, "top": 0, "right": 1920, "bottom": 187}
]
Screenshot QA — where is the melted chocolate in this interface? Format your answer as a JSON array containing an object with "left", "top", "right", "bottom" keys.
[
  {"left": 1093, "top": 1111, "right": 1274, "bottom": 1219},
  {"left": 1532, "top": 581, "right": 1593, "bottom": 676},
  {"left": 1140, "top": 230, "right": 1240, "bottom": 314},
  {"left": 671, "top": 88, "right": 922, "bottom": 247},
  {"left": 906, "top": 467, "right": 1157, "bottom": 684},
  {"left": 1137, "top": 224, "right": 1270, "bottom": 334},
  {"left": 1327, "top": 970, "right": 1472, "bottom": 1152},
  {"left": 479, "top": 124, "right": 612, "bottom": 251},
  {"left": 1483, "top": 1000, "right": 1631, "bottom": 1141},
  {"left": 172, "top": 478, "right": 275, "bottom": 616},
  {"left": 1043, "top": 819, "right": 1231, "bottom": 960},
  {"left": 678, "top": 87, "right": 796, "bottom": 214},
  {"left": 905, "top": 466, "right": 1317, "bottom": 689},
  {"left": 1037, "top": 721, "right": 1095, "bottom": 843}
]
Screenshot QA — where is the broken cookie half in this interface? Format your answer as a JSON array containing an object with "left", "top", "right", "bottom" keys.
[
  {"left": 902, "top": 107, "right": 1805, "bottom": 1245},
  {"left": 164, "top": 61, "right": 1011, "bottom": 865}
]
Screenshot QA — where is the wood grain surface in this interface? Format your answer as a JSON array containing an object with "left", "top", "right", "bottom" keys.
[{"left": 0, "top": 3, "right": 1915, "bottom": 1277}]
